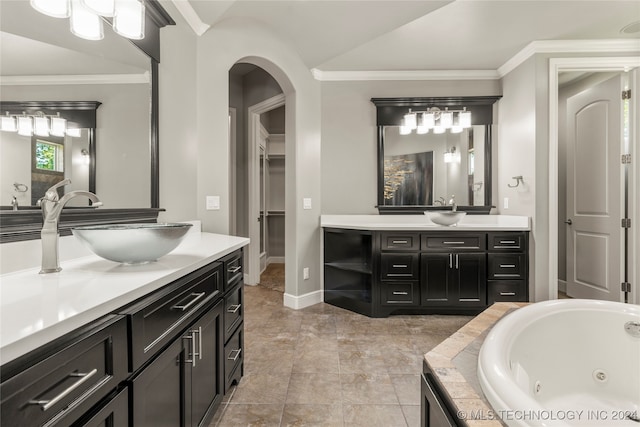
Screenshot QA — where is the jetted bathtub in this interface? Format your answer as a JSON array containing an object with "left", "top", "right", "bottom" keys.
[{"left": 478, "top": 299, "right": 640, "bottom": 426}]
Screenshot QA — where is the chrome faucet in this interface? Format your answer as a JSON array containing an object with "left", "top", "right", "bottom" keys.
[
  {"left": 40, "top": 179, "right": 102, "bottom": 274},
  {"left": 448, "top": 195, "right": 457, "bottom": 211},
  {"left": 11, "top": 196, "right": 18, "bottom": 211}
]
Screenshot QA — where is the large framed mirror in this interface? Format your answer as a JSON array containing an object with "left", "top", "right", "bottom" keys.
[
  {"left": 372, "top": 96, "right": 501, "bottom": 214},
  {"left": 0, "top": 0, "right": 174, "bottom": 242}
]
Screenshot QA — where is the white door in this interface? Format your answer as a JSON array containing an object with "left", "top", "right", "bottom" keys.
[{"left": 566, "top": 74, "right": 623, "bottom": 301}]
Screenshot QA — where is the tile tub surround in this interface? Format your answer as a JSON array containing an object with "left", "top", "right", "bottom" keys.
[
  {"left": 425, "top": 302, "right": 528, "bottom": 427},
  {"left": 0, "top": 232, "right": 249, "bottom": 365},
  {"left": 321, "top": 215, "right": 531, "bottom": 231}
]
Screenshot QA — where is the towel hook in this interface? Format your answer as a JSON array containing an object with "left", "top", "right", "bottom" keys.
[
  {"left": 13, "top": 182, "right": 29, "bottom": 193},
  {"left": 508, "top": 176, "right": 524, "bottom": 188}
]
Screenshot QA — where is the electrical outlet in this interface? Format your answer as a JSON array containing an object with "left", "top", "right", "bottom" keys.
[
  {"left": 206, "top": 196, "right": 220, "bottom": 210},
  {"left": 303, "top": 267, "right": 310, "bottom": 280},
  {"left": 503, "top": 197, "right": 509, "bottom": 210},
  {"left": 303, "top": 198, "right": 312, "bottom": 210}
]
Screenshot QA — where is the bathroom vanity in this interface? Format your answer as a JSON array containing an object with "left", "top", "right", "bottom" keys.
[
  {"left": 0, "top": 233, "right": 248, "bottom": 426},
  {"left": 322, "top": 215, "right": 530, "bottom": 317}
]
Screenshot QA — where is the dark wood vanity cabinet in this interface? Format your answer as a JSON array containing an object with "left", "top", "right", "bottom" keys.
[
  {"left": 421, "top": 362, "right": 459, "bottom": 427},
  {"left": 1, "top": 248, "right": 245, "bottom": 427},
  {"left": 324, "top": 228, "right": 528, "bottom": 317}
]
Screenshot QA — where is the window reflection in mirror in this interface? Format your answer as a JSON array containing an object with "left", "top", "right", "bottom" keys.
[{"left": 383, "top": 125, "right": 486, "bottom": 206}]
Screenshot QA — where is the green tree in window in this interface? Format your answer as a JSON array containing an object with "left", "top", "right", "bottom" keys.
[{"left": 36, "top": 142, "right": 57, "bottom": 171}]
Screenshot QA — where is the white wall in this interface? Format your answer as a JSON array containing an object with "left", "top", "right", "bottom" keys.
[{"left": 320, "top": 79, "right": 501, "bottom": 214}]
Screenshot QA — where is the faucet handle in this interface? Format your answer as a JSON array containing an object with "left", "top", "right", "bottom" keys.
[{"left": 44, "top": 179, "right": 72, "bottom": 202}]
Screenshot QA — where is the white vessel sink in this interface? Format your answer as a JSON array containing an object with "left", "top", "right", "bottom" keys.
[
  {"left": 426, "top": 211, "right": 467, "bottom": 226},
  {"left": 72, "top": 223, "right": 192, "bottom": 264}
]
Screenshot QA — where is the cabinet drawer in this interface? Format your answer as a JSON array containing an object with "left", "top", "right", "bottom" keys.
[
  {"left": 488, "top": 232, "right": 526, "bottom": 251},
  {"left": 223, "top": 250, "right": 244, "bottom": 290},
  {"left": 380, "top": 253, "right": 419, "bottom": 280},
  {"left": 488, "top": 281, "right": 528, "bottom": 303},
  {"left": 488, "top": 254, "right": 525, "bottom": 279},
  {"left": 380, "top": 282, "right": 420, "bottom": 306},
  {"left": 224, "top": 283, "right": 244, "bottom": 343},
  {"left": 380, "top": 232, "right": 420, "bottom": 251},
  {"left": 422, "top": 234, "right": 485, "bottom": 251},
  {"left": 125, "top": 262, "right": 222, "bottom": 371},
  {"left": 1, "top": 315, "right": 127, "bottom": 427},
  {"left": 224, "top": 327, "right": 243, "bottom": 392}
]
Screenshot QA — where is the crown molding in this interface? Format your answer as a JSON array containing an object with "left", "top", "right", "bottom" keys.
[
  {"left": 0, "top": 73, "right": 150, "bottom": 86},
  {"left": 170, "top": 0, "right": 210, "bottom": 36},
  {"left": 497, "top": 39, "right": 640, "bottom": 77},
  {"left": 313, "top": 39, "right": 640, "bottom": 82},
  {"left": 311, "top": 69, "right": 499, "bottom": 81}
]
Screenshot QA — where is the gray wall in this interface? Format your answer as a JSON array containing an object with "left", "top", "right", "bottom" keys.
[
  {"left": 1, "top": 83, "right": 151, "bottom": 208},
  {"left": 320, "top": 79, "right": 501, "bottom": 214}
]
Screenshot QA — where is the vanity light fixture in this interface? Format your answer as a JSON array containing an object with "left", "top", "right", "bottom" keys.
[
  {"left": 444, "top": 147, "right": 461, "bottom": 163},
  {"left": 0, "top": 112, "right": 75, "bottom": 137},
  {"left": 399, "top": 107, "right": 471, "bottom": 135},
  {"left": 31, "top": 0, "right": 145, "bottom": 41}
]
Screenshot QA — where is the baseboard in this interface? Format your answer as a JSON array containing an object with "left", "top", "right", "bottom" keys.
[
  {"left": 558, "top": 279, "right": 567, "bottom": 293},
  {"left": 283, "top": 290, "right": 323, "bottom": 310},
  {"left": 267, "top": 256, "right": 285, "bottom": 264}
]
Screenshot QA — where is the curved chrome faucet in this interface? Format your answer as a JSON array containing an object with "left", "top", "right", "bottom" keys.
[{"left": 40, "top": 179, "right": 102, "bottom": 274}]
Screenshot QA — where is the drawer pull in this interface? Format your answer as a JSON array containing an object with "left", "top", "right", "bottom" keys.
[
  {"left": 29, "top": 368, "right": 98, "bottom": 411},
  {"left": 392, "top": 291, "right": 409, "bottom": 296},
  {"left": 391, "top": 240, "right": 408, "bottom": 244},
  {"left": 500, "top": 292, "right": 516, "bottom": 296},
  {"left": 499, "top": 240, "right": 516, "bottom": 244},
  {"left": 499, "top": 264, "right": 517, "bottom": 268},
  {"left": 392, "top": 264, "right": 408, "bottom": 268},
  {"left": 228, "top": 266, "right": 242, "bottom": 274},
  {"left": 228, "top": 348, "right": 242, "bottom": 362},
  {"left": 443, "top": 241, "right": 465, "bottom": 245},
  {"left": 172, "top": 292, "right": 206, "bottom": 311},
  {"left": 227, "top": 304, "right": 242, "bottom": 314},
  {"left": 494, "top": 274, "right": 519, "bottom": 277}
]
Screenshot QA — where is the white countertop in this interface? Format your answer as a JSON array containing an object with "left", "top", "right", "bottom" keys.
[
  {"left": 0, "top": 232, "right": 249, "bottom": 365},
  {"left": 321, "top": 214, "right": 530, "bottom": 231}
]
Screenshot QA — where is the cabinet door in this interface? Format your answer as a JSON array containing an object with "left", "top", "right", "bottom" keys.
[
  {"left": 421, "top": 254, "right": 453, "bottom": 305},
  {"left": 73, "top": 387, "right": 128, "bottom": 427},
  {"left": 131, "top": 338, "right": 184, "bottom": 427},
  {"left": 421, "top": 374, "right": 456, "bottom": 427},
  {"left": 187, "top": 301, "right": 224, "bottom": 427},
  {"left": 454, "top": 253, "right": 487, "bottom": 306}
]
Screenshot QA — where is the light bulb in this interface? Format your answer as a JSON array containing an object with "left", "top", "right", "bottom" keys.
[
  {"left": 433, "top": 126, "right": 445, "bottom": 134},
  {"left": 50, "top": 116, "right": 67, "bottom": 137},
  {"left": 440, "top": 110, "right": 453, "bottom": 128},
  {"left": 31, "top": 0, "right": 70, "bottom": 18},
  {"left": 113, "top": 0, "right": 145, "bottom": 40},
  {"left": 70, "top": 0, "right": 104, "bottom": 40},
  {"left": 403, "top": 112, "right": 417, "bottom": 130},
  {"left": 17, "top": 116, "right": 33, "bottom": 136},
  {"left": 1, "top": 114, "right": 17, "bottom": 132},
  {"left": 34, "top": 116, "right": 50, "bottom": 136},
  {"left": 423, "top": 112, "right": 435, "bottom": 128},
  {"left": 459, "top": 110, "right": 472, "bottom": 128},
  {"left": 399, "top": 125, "right": 411, "bottom": 135}
]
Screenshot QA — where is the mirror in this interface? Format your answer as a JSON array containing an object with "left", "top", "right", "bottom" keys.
[
  {"left": 0, "top": 0, "right": 174, "bottom": 242},
  {"left": 0, "top": 1, "right": 152, "bottom": 209},
  {"left": 383, "top": 125, "right": 486, "bottom": 207},
  {"left": 372, "top": 96, "right": 501, "bottom": 214}
]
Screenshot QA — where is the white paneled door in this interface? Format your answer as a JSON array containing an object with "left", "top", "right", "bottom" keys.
[{"left": 566, "top": 74, "right": 623, "bottom": 301}]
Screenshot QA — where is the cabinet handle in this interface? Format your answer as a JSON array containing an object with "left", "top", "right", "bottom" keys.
[
  {"left": 449, "top": 254, "right": 453, "bottom": 268},
  {"left": 28, "top": 368, "right": 97, "bottom": 411},
  {"left": 500, "top": 292, "right": 516, "bottom": 296},
  {"left": 196, "top": 326, "right": 203, "bottom": 361},
  {"left": 455, "top": 254, "right": 459, "bottom": 269},
  {"left": 392, "top": 291, "right": 409, "bottom": 295},
  {"left": 499, "top": 264, "right": 516, "bottom": 268},
  {"left": 227, "top": 304, "right": 242, "bottom": 314},
  {"left": 172, "top": 292, "right": 206, "bottom": 311},
  {"left": 391, "top": 240, "right": 408, "bottom": 244},
  {"left": 183, "top": 330, "right": 198, "bottom": 367},
  {"left": 228, "top": 348, "right": 242, "bottom": 362},
  {"left": 392, "top": 264, "right": 408, "bottom": 268},
  {"left": 228, "top": 266, "right": 242, "bottom": 274},
  {"left": 443, "top": 241, "right": 465, "bottom": 245},
  {"left": 499, "top": 240, "right": 516, "bottom": 244}
]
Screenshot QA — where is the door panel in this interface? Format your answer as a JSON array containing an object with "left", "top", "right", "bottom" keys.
[{"left": 566, "top": 74, "right": 622, "bottom": 301}]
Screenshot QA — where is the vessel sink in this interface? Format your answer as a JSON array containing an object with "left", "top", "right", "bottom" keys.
[
  {"left": 426, "top": 211, "right": 467, "bottom": 226},
  {"left": 72, "top": 223, "right": 193, "bottom": 264}
]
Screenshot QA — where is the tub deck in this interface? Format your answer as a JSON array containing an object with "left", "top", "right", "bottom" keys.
[{"left": 424, "top": 302, "right": 528, "bottom": 426}]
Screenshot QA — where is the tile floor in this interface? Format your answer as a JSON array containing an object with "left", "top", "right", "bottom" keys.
[{"left": 212, "top": 265, "right": 473, "bottom": 426}]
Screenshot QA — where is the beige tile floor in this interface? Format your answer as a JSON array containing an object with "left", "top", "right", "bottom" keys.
[{"left": 212, "top": 277, "right": 473, "bottom": 426}]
